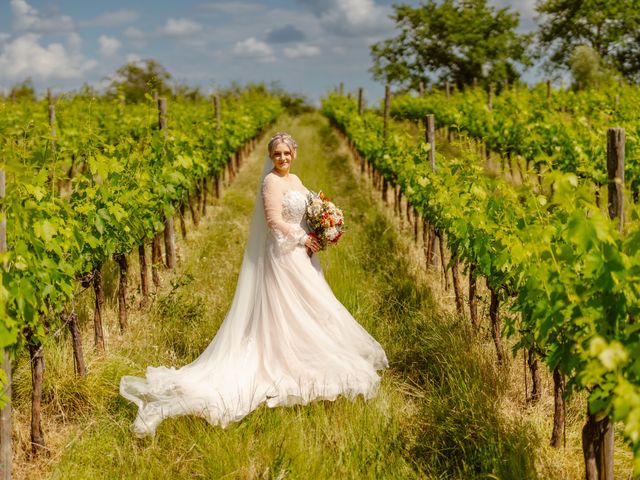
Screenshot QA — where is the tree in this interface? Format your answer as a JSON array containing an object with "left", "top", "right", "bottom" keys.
[
  {"left": 369, "top": 0, "right": 532, "bottom": 91},
  {"left": 536, "top": 0, "right": 640, "bottom": 81},
  {"left": 107, "top": 59, "right": 172, "bottom": 103},
  {"left": 172, "top": 82, "right": 203, "bottom": 101},
  {"left": 569, "top": 45, "right": 616, "bottom": 89},
  {"left": 8, "top": 79, "right": 36, "bottom": 101}
]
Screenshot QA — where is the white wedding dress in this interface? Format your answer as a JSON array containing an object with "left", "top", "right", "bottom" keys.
[{"left": 120, "top": 159, "right": 388, "bottom": 437}]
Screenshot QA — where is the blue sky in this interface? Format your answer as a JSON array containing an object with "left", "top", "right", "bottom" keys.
[{"left": 0, "top": 0, "right": 540, "bottom": 103}]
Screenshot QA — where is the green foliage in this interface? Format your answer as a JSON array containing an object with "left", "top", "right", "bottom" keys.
[
  {"left": 536, "top": 0, "right": 640, "bottom": 82},
  {"left": 278, "top": 92, "right": 315, "bottom": 115},
  {"left": 107, "top": 59, "right": 173, "bottom": 103},
  {"left": 0, "top": 88, "right": 282, "bottom": 358},
  {"left": 570, "top": 45, "right": 618, "bottom": 90},
  {"left": 7, "top": 78, "right": 36, "bottom": 102},
  {"left": 369, "top": 0, "right": 532, "bottom": 90},
  {"left": 388, "top": 84, "right": 640, "bottom": 192},
  {"left": 322, "top": 93, "right": 640, "bottom": 473},
  {"left": 171, "top": 82, "right": 203, "bottom": 101},
  {"left": 44, "top": 114, "right": 542, "bottom": 478}
]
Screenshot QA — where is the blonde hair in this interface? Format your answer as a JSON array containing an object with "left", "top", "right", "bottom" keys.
[{"left": 268, "top": 132, "right": 297, "bottom": 159}]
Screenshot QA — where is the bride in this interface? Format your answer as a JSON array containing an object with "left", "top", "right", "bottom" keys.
[{"left": 120, "top": 132, "right": 388, "bottom": 437}]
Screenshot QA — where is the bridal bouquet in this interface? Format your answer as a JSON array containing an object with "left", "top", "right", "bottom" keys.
[{"left": 305, "top": 191, "right": 345, "bottom": 250}]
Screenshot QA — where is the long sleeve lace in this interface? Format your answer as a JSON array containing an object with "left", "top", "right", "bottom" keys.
[{"left": 262, "top": 174, "right": 308, "bottom": 252}]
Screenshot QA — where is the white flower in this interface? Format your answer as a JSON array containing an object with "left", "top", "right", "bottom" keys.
[
  {"left": 308, "top": 204, "right": 323, "bottom": 217},
  {"left": 325, "top": 227, "right": 339, "bottom": 241}
]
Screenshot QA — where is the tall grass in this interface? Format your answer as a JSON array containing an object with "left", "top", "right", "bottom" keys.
[{"left": 15, "top": 113, "right": 550, "bottom": 479}]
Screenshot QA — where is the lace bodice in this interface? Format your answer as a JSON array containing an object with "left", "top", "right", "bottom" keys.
[
  {"left": 281, "top": 190, "right": 307, "bottom": 224},
  {"left": 261, "top": 172, "right": 309, "bottom": 253}
]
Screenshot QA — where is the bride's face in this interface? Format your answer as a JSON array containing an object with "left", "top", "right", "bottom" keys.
[{"left": 271, "top": 142, "right": 293, "bottom": 175}]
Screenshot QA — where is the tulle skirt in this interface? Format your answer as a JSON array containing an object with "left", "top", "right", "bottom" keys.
[{"left": 120, "top": 239, "right": 388, "bottom": 437}]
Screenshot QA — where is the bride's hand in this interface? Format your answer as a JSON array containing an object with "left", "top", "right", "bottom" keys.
[{"left": 305, "top": 235, "right": 322, "bottom": 253}]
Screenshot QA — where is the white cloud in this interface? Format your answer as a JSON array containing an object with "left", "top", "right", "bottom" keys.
[
  {"left": 10, "top": 0, "right": 74, "bottom": 33},
  {"left": 121, "top": 18, "right": 204, "bottom": 48},
  {"left": 79, "top": 9, "right": 139, "bottom": 28},
  {"left": 284, "top": 43, "right": 321, "bottom": 59},
  {"left": 98, "top": 35, "right": 121, "bottom": 57},
  {"left": 233, "top": 37, "right": 275, "bottom": 62},
  {"left": 489, "top": 0, "right": 538, "bottom": 32},
  {"left": 490, "top": 0, "right": 537, "bottom": 17},
  {"left": 123, "top": 26, "right": 147, "bottom": 48},
  {"left": 160, "top": 18, "right": 203, "bottom": 37},
  {"left": 298, "top": 0, "right": 391, "bottom": 36},
  {"left": 96, "top": 76, "right": 112, "bottom": 92},
  {"left": 197, "top": 2, "right": 267, "bottom": 16},
  {"left": 123, "top": 26, "right": 146, "bottom": 41},
  {"left": 0, "top": 33, "right": 96, "bottom": 83},
  {"left": 67, "top": 32, "right": 82, "bottom": 51},
  {"left": 125, "top": 53, "right": 141, "bottom": 63},
  {"left": 0, "top": 33, "right": 10, "bottom": 43}
]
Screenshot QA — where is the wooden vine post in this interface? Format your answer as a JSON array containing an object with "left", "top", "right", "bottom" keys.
[
  {"left": 581, "top": 128, "right": 625, "bottom": 479},
  {"left": 381, "top": 85, "right": 392, "bottom": 203},
  {"left": 468, "top": 264, "right": 479, "bottom": 329},
  {"left": 163, "top": 216, "right": 176, "bottom": 269},
  {"left": 201, "top": 177, "right": 208, "bottom": 216},
  {"left": 451, "top": 262, "right": 463, "bottom": 314},
  {"left": 527, "top": 349, "right": 542, "bottom": 403},
  {"left": 28, "top": 330, "right": 45, "bottom": 455},
  {"left": 438, "top": 234, "right": 449, "bottom": 290},
  {"left": 188, "top": 193, "right": 200, "bottom": 227},
  {"left": 93, "top": 265, "right": 105, "bottom": 351},
  {"left": 151, "top": 235, "right": 162, "bottom": 287},
  {"left": 114, "top": 253, "right": 129, "bottom": 331},
  {"left": 158, "top": 98, "right": 176, "bottom": 269},
  {"left": 65, "top": 313, "right": 86, "bottom": 377},
  {"left": 488, "top": 284, "right": 505, "bottom": 366},
  {"left": 607, "top": 127, "right": 625, "bottom": 233},
  {"left": 383, "top": 84, "right": 391, "bottom": 140},
  {"left": 0, "top": 167, "right": 11, "bottom": 479},
  {"left": 357, "top": 87, "right": 364, "bottom": 116},
  {"left": 138, "top": 243, "right": 150, "bottom": 305},
  {"left": 550, "top": 365, "right": 565, "bottom": 447},
  {"left": 214, "top": 173, "right": 220, "bottom": 199}
]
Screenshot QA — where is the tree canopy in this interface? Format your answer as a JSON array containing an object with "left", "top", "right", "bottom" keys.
[
  {"left": 369, "top": 0, "right": 532, "bottom": 90},
  {"left": 536, "top": 0, "right": 640, "bottom": 81},
  {"left": 107, "top": 59, "right": 172, "bottom": 103},
  {"left": 7, "top": 79, "right": 36, "bottom": 101},
  {"left": 569, "top": 45, "right": 617, "bottom": 89}
]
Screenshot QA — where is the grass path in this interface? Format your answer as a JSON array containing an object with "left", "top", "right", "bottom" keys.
[{"left": 24, "top": 113, "right": 555, "bottom": 479}]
